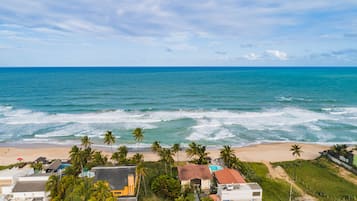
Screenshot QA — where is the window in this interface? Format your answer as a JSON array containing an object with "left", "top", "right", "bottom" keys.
[{"left": 252, "top": 191, "right": 261, "bottom": 196}]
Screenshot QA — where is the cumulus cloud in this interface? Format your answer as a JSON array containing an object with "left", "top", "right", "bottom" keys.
[{"left": 265, "top": 50, "right": 288, "bottom": 60}]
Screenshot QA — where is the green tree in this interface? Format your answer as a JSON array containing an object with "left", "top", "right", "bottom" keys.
[
  {"left": 131, "top": 153, "right": 144, "bottom": 164},
  {"left": 151, "top": 141, "right": 162, "bottom": 153},
  {"left": 220, "top": 145, "right": 235, "bottom": 168},
  {"left": 104, "top": 131, "right": 116, "bottom": 153},
  {"left": 172, "top": 143, "right": 181, "bottom": 162},
  {"left": 31, "top": 162, "right": 43, "bottom": 173},
  {"left": 111, "top": 146, "right": 128, "bottom": 165},
  {"left": 186, "top": 142, "right": 209, "bottom": 165},
  {"left": 331, "top": 144, "right": 348, "bottom": 156},
  {"left": 290, "top": 144, "right": 303, "bottom": 158},
  {"left": 81, "top": 136, "right": 92, "bottom": 149},
  {"left": 151, "top": 175, "right": 181, "bottom": 200},
  {"left": 132, "top": 128, "right": 144, "bottom": 148},
  {"left": 46, "top": 175, "right": 60, "bottom": 199},
  {"left": 90, "top": 151, "right": 108, "bottom": 167},
  {"left": 89, "top": 181, "right": 115, "bottom": 201},
  {"left": 136, "top": 163, "right": 148, "bottom": 195},
  {"left": 159, "top": 148, "right": 175, "bottom": 174}
]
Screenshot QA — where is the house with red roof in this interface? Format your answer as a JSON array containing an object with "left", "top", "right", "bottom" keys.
[
  {"left": 211, "top": 168, "right": 262, "bottom": 201},
  {"left": 177, "top": 164, "right": 212, "bottom": 191}
]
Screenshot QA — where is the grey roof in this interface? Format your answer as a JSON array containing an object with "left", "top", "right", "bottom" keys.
[
  {"left": 45, "top": 160, "right": 61, "bottom": 172},
  {"left": 12, "top": 181, "right": 47, "bottom": 192},
  {"left": 93, "top": 166, "right": 136, "bottom": 190}
]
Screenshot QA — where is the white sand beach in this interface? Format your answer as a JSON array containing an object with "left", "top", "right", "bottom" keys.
[{"left": 0, "top": 142, "right": 329, "bottom": 166}]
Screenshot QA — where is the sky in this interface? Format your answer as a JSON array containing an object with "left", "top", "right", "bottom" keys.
[{"left": 0, "top": 0, "right": 357, "bottom": 66}]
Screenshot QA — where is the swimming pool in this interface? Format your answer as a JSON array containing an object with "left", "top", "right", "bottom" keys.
[
  {"left": 58, "top": 163, "right": 71, "bottom": 170},
  {"left": 209, "top": 165, "right": 223, "bottom": 172}
]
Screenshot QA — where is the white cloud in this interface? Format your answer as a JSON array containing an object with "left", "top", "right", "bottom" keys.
[
  {"left": 244, "top": 53, "right": 260, "bottom": 60},
  {"left": 265, "top": 49, "right": 288, "bottom": 60}
]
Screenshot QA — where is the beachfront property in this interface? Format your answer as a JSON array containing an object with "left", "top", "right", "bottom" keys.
[
  {"left": 10, "top": 174, "right": 50, "bottom": 201},
  {"left": 0, "top": 167, "right": 34, "bottom": 196},
  {"left": 177, "top": 164, "right": 212, "bottom": 191},
  {"left": 91, "top": 166, "right": 137, "bottom": 200},
  {"left": 210, "top": 168, "right": 262, "bottom": 201},
  {"left": 215, "top": 183, "right": 263, "bottom": 201}
]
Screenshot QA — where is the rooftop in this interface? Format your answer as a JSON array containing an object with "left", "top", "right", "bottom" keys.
[
  {"left": 0, "top": 167, "right": 33, "bottom": 178},
  {"left": 12, "top": 181, "right": 47, "bottom": 192},
  {"left": 92, "top": 166, "right": 136, "bottom": 190},
  {"left": 214, "top": 168, "right": 245, "bottom": 184},
  {"left": 45, "top": 160, "right": 62, "bottom": 172},
  {"left": 177, "top": 164, "right": 212, "bottom": 181},
  {"left": 218, "top": 183, "right": 262, "bottom": 192}
]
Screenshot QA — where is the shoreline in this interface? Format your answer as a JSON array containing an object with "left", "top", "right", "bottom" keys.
[{"left": 0, "top": 142, "right": 330, "bottom": 166}]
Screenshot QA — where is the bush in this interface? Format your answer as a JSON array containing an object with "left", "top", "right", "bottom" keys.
[{"left": 151, "top": 175, "right": 181, "bottom": 200}]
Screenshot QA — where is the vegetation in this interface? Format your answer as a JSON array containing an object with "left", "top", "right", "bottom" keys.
[
  {"left": 104, "top": 131, "right": 116, "bottom": 153},
  {"left": 46, "top": 175, "right": 115, "bottom": 201},
  {"left": 276, "top": 157, "right": 357, "bottom": 201},
  {"left": 151, "top": 174, "right": 181, "bottom": 200},
  {"left": 241, "top": 162, "right": 300, "bottom": 201},
  {"left": 133, "top": 127, "right": 144, "bottom": 145},
  {"left": 186, "top": 142, "right": 209, "bottom": 164},
  {"left": 31, "top": 162, "right": 43, "bottom": 173}
]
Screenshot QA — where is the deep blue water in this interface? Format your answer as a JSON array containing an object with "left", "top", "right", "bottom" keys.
[{"left": 1, "top": 67, "right": 357, "bottom": 147}]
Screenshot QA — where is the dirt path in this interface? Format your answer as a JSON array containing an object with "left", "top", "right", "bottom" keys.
[
  {"left": 262, "top": 161, "right": 317, "bottom": 201},
  {"left": 332, "top": 164, "right": 357, "bottom": 185}
]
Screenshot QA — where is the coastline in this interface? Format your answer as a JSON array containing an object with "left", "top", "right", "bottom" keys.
[{"left": 0, "top": 142, "right": 329, "bottom": 166}]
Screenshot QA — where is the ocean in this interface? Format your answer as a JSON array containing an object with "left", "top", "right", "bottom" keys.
[{"left": 1, "top": 67, "right": 357, "bottom": 148}]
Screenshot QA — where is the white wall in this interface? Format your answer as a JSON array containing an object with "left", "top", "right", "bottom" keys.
[
  {"left": 12, "top": 191, "right": 49, "bottom": 201},
  {"left": 180, "top": 179, "right": 211, "bottom": 190}
]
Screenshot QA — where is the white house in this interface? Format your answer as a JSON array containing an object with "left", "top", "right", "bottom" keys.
[
  {"left": 0, "top": 167, "right": 33, "bottom": 196},
  {"left": 216, "top": 183, "right": 262, "bottom": 201},
  {"left": 10, "top": 174, "right": 50, "bottom": 201}
]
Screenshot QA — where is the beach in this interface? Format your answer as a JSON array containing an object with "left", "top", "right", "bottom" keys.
[{"left": 0, "top": 142, "right": 329, "bottom": 165}]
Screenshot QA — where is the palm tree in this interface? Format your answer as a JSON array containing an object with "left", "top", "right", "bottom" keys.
[
  {"left": 132, "top": 153, "right": 144, "bottom": 164},
  {"left": 186, "top": 142, "right": 209, "bottom": 164},
  {"left": 136, "top": 163, "right": 148, "bottom": 195},
  {"left": 220, "top": 145, "right": 235, "bottom": 168},
  {"left": 81, "top": 136, "right": 92, "bottom": 149},
  {"left": 90, "top": 181, "right": 115, "bottom": 201},
  {"left": 104, "top": 131, "right": 116, "bottom": 153},
  {"left": 112, "top": 145, "right": 128, "bottom": 165},
  {"left": 46, "top": 175, "right": 60, "bottom": 199},
  {"left": 331, "top": 144, "right": 348, "bottom": 156},
  {"left": 151, "top": 141, "right": 162, "bottom": 153},
  {"left": 133, "top": 128, "right": 144, "bottom": 149},
  {"left": 172, "top": 143, "right": 181, "bottom": 162},
  {"left": 290, "top": 144, "right": 303, "bottom": 158},
  {"left": 289, "top": 144, "right": 303, "bottom": 201},
  {"left": 159, "top": 148, "right": 175, "bottom": 174}
]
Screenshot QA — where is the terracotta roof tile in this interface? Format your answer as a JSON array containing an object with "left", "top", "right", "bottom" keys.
[
  {"left": 178, "top": 164, "right": 212, "bottom": 180},
  {"left": 214, "top": 168, "right": 245, "bottom": 184}
]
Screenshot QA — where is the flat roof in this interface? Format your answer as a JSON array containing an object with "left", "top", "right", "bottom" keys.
[
  {"left": 12, "top": 181, "right": 47, "bottom": 192},
  {"left": 93, "top": 166, "right": 136, "bottom": 190}
]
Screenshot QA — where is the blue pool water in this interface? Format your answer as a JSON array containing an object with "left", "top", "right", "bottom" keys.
[
  {"left": 209, "top": 165, "right": 223, "bottom": 172},
  {"left": 59, "top": 163, "right": 71, "bottom": 170}
]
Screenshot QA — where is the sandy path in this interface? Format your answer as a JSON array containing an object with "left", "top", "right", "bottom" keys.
[{"left": 0, "top": 142, "right": 328, "bottom": 165}]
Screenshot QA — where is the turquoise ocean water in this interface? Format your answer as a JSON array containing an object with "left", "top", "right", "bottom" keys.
[{"left": 1, "top": 67, "right": 357, "bottom": 148}]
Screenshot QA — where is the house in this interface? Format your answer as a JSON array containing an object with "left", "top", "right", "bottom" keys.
[
  {"left": 11, "top": 174, "right": 50, "bottom": 201},
  {"left": 35, "top": 157, "right": 50, "bottom": 164},
  {"left": 44, "top": 160, "right": 62, "bottom": 173},
  {"left": 214, "top": 168, "right": 246, "bottom": 184},
  {"left": 212, "top": 168, "right": 262, "bottom": 201},
  {"left": 177, "top": 164, "right": 212, "bottom": 191},
  {"left": 92, "top": 166, "right": 137, "bottom": 200},
  {"left": 0, "top": 167, "right": 34, "bottom": 196},
  {"left": 216, "top": 183, "right": 262, "bottom": 201}
]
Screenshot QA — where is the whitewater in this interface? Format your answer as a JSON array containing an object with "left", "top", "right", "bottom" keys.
[{"left": 1, "top": 67, "right": 357, "bottom": 147}]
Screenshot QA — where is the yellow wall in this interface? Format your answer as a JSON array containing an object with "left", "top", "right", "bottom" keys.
[{"left": 111, "top": 174, "right": 136, "bottom": 197}]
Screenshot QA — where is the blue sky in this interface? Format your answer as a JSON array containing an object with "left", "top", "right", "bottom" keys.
[{"left": 0, "top": 0, "right": 357, "bottom": 66}]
